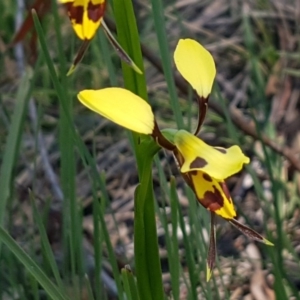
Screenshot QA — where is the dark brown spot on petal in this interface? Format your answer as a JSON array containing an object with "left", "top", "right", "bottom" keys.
[
  {"left": 197, "top": 185, "right": 224, "bottom": 212},
  {"left": 65, "top": 3, "right": 84, "bottom": 24},
  {"left": 215, "top": 147, "right": 227, "bottom": 154},
  {"left": 220, "top": 181, "right": 232, "bottom": 203},
  {"left": 88, "top": 2, "right": 106, "bottom": 22},
  {"left": 65, "top": 1, "right": 106, "bottom": 24},
  {"left": 190, "top": 157, "right": 207, "bottom": 169},
  {"left": 189, "top": 170, "right": 198, "bottom": 176},
  {"left": 202, "top": 173, "right": 212, "bottom": 182}
]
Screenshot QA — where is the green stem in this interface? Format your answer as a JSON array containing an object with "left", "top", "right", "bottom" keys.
[
  {"left": 134, "top": 143, "right": 164, "bottom": 300},
  {"left": 113, "top": 0, "right": 165, "bottom": 299}
]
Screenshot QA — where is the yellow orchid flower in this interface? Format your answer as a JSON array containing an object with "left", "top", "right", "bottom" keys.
[
  {"left": 59, "top": 0, "right": 141, "bottom": 75},
  {"left": 60, "top": 0, "right": 106, "bottom": 41},
  {"left": 59, "top": 0, "right": 106, "bottom": 74},
  {"left": 174, "top": 130, "right": 250, "bottom": 180},
  {"left": 77, "top": 38, "right": 273, "bottom": 280}
]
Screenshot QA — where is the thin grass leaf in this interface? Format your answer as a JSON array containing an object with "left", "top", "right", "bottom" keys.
[
  {"left": 30, "top": 191, "right": 65, "bottom": 291},
  {"left": 133, "top": 184, "right": 152, "bottom": 300},
  {"left": 90, "top": 172, "right": 103, "bottom": 300},
  {"left": 72, "top": 127, "right": 127, "bottom": 297},
  {"left": 121, "top": 265, "right": 139, "bottom": 300},
  {"left": 132, "top": 140, "right": 162, "bottom": 300},
  {"left": 0, "top": 68, "right": 33, "bottom": 249},
  {"left": 170, "top": 177, "right": 197, "bottom": 299},
  {"left": 51, "top": 0, "right": 82, "bottom": 281},
  {"left": 32, "top": 9, "right": 125, "bottom": 298},
  {"left": 154, "top": 159, "right": 180, "bottom": 300},
  {"left": 84, "top": 274, "right": 95, "bottom": 300},
  {"left": 0, "top": 226, "right": 68, "bottom": 300},
  {"left": 122, "top": 268, "right": 133, "bottom": 300},
  {"left": 142, "top": 168, "right": 164, "bottom": 300},
  {"left": 96, "top": 29, "right": 118, "bottom": 86},
  {"left": 126, "top": 267, "right": 140, "bottom": 300},
  {"left": 168, "top": 182, "right": 181, "bottom": 300},
  {"left": 242, "top": 14, "right": 288, "bottom": 298},
  {"left": 112, "top": 0, "right": 147, "bottom": 99},
  {"left": 283, "top": 68, "right": 300, "bottom": 77},
  {"left": 113, "top": 1, "right": 165, "bottom": 299},
  {"left": 150, "top": 0, "right": 183, "bottom": 128},
  {"left": 93, "top": 187, "right": 125, "bottom": 299},
  {"left": 28, "top": 273, "right": 39, "bottom": 300},
  {"left": 206, "top": 212, "right": 216, "bottom": 282}
]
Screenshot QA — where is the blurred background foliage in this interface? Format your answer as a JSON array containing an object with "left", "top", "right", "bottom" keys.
[{"left": 1, "top": 0, "right": 300, "bottom": 299}]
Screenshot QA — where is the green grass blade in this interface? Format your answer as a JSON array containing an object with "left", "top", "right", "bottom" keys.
[
  {"left": 241, "top": 13, "right": 288, "bottom": 299},
  {"left": 84, "top": 274, "right": 95, "bottom": 300},
  {"left": 171, "top": 178, "right": 198, "bottom": 299},
  {"left": 121, "top": 266, "right": 140, "bottom": 300},
  {"left": 122, "top": 266, "right": 140, "bottom": 300},
  {"left": 30, "top": 192, "right": 65, "bottom": 291},
  {"left": 32, "top": 8, "right": 125, "bottom": 298},
  {"left": 141, "top": 167, "right": 164, "bottom": 299},
  {"left": 113, "top": 1, "right": 165, "bottom": 299},
  {"left": 0, "top": 68, "right": 32, "bottom": 243},
  {"left": 0, "top": 226, "right": 68, "bottom": 300},
  {"left": 96, "top": 29, "right": 118, "bottom": 86},
  {"left": 133, "top": 185, "right": 152, "bottom": 300},
  {"left": 154, "top": 158, "right": 180, "bottom": 300},
  {"left": 169, "top": 185, "right": 180, "bottom": 300},
  {"left": 51, "top": 0, "right": 81, "bottom": 280},
  {"left": 150, "top": 0, "right": 183, "bottom": 128},
  {"left": 112, "top": 0, "right": 146, "bottom": 98},
  {"left": 133, "top": 140, "right": 163, "bottom": 300},
  {"left": 95, "top": 192, "right": 125, "bottom": 299},
  {"left": 126, "top": 269, "right": 140, "bottom": 300}
]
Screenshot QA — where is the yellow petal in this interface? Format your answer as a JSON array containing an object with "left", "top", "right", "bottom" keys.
[
  {"left": 174, "top": 130, "right": 249, "bottom": 180},
  {"left": 174, "top": 39, "right": 216, "bottom": 98},
  {"left": 206, "top": 262, "right": 212, "bottom": 282},
  {"left": 190, "top": 171, "right": 236, "bottom": 219},
  {"left": 78, "top": 88, "right": 155, "bottom": 134},
  {"left": 62, "top": 0, "right": 106, "bottom": 40}
]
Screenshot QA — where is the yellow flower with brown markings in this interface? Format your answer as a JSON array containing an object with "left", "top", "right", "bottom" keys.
[
  {"left": 172, "top": 129, "right": 249, "bottom": 220},
  {"left": 77, "top": 38, "right": 273, "bottom": 281},
  {"left": 60, "top": 0, "right": 141, "bottom": 76},
  {"left": 59, "top": 0, "right": 107, "bottom": 75},
  {"left": 60, "top": 0, "right": 106, "bottom": 40}
]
